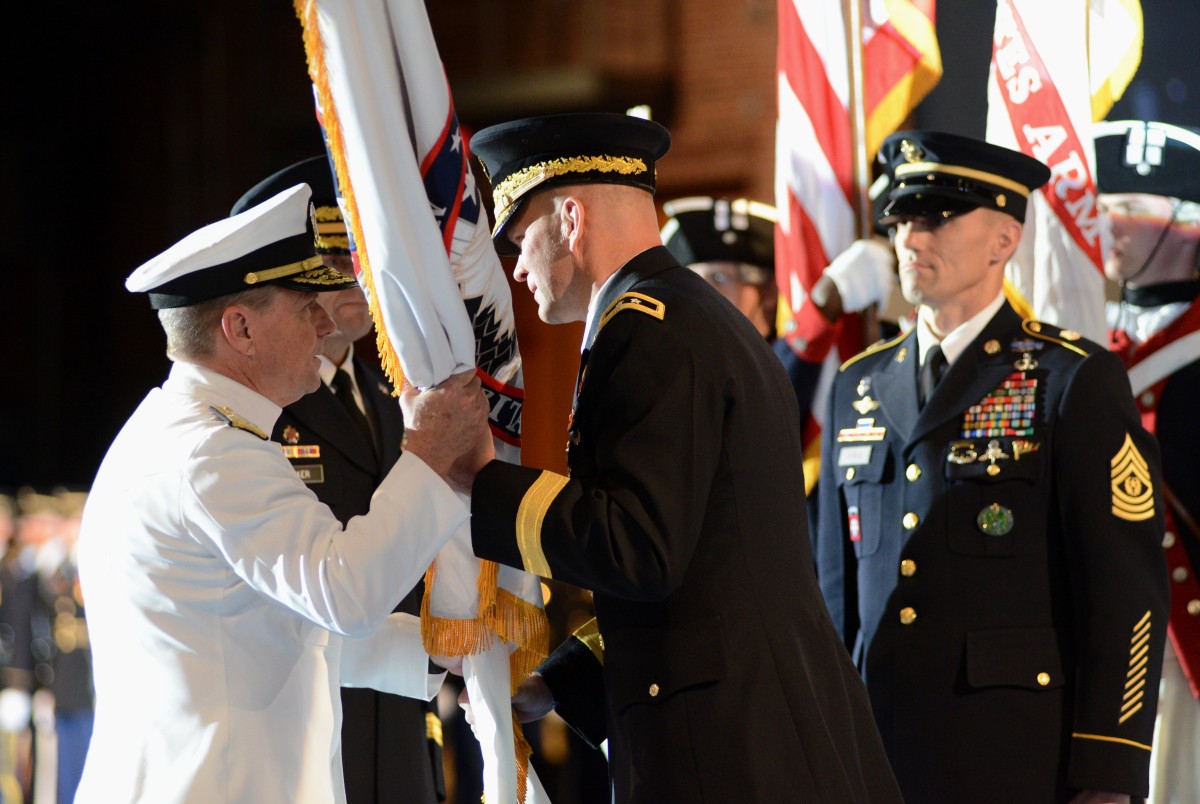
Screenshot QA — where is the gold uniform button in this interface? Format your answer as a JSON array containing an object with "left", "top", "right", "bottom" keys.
[
  {"left": 1037, "top": 672, "right": 1050, "bottom": 687},
  {"left": 1163, "top": 532, "right": 1176, "bottom": 549},
  {"left": 899, "top": 607, "right": 917, "bottom": 625},
  {"left": 1173, "top": 567, "right": 1190, "bottom": 583},
  {"left": 648, "top": 683, "right": 660, "bottom": 697},
  {"left": 1188, "top": 600, "right": 1200, "bottom": 617},
  {"left": 845, "top": 468, "right": 856, "bottom": 481},
  {"left": 903, "top": 512, "right": 919, "bottom": 529},
  {"left": 906, "top": 464, "right": 922, "bottom": 481},
  {"left": 900, "top": 559, "right": 917, "bottom": 577}
]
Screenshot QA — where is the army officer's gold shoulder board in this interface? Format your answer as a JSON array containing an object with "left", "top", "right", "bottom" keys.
[
  {"left": 209, "top": 404, "right": 268, "bottom": 440},
  {"left": 598, "top": 292, "right": 666, "bottom": 331}
]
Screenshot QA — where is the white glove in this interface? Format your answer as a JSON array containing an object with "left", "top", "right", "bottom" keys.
[
  {"left": 824, "top": 239, "right": 895, "bottom": 313},
  {"left": 0, "top": 688, "right": 31, "bottom": 732}
]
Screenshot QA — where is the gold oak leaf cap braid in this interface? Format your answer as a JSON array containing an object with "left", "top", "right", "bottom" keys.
[{"left": 470, "top": 112, "right": 672, "bottom": 255}]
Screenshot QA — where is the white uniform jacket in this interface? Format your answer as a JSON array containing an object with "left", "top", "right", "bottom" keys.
[{"left": 76, "top": 362, "right": 468, "bottom": 803}]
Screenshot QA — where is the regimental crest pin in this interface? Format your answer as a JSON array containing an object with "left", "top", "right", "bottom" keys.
[
  {"left": 984, "top": 339, "right": 1001, "bottom": 355},
  {"left": 857, "top": 376, "right": 872, "bottom": 396},
  {"left": 282, "top": 425, "right": 300, "bottom": 445},
  {"left": 900, "top": 139, "right": 925, "bottom": 163}
]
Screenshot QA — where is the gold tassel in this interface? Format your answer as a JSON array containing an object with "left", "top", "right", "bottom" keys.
[
  {"left": 293, "top": 0, "right": 406, "bottom": 395},
  {"left": 513, "top": 714, "right": 533, "bottom": 804}
]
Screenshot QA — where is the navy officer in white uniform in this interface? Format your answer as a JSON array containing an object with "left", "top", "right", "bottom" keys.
[{"left": 76, "top": 184, "right": 491, "bottom": 803}]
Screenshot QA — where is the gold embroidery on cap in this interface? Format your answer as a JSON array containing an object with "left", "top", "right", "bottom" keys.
[
  {"left": 1111, "top": 434, "right": 1155, "bottom": 522},
  {"left": 493, "top": 155, "right": 649, "bottom": 225}
]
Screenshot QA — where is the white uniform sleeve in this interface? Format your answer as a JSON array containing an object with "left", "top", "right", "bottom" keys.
[
  {"left": 340, "top": 611, "right": 446, "bottom": 699},
  {"left": 185, "top": 438, "right": 467, "bottom": 637}
]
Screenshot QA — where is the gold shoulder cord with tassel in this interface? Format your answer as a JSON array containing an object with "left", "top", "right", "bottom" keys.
[{"left": 295, "top": 6, "right": 548, "bottom": 799}]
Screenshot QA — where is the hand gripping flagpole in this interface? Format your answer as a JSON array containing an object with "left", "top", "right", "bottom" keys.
[{"left": 295, "top": 2, "right": 549, "bottom": 801}]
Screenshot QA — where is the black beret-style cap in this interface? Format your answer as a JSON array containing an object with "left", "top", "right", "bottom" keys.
[
  {"left": 471, "top": 112, "right": 672, "bottom": 253},
  {"left": 877, "top": 130, "right": 1051, "bottom": 225},
  {"left": 661, "top": 197, "right": 777, "bottom": 274},
  {"left": 231, "top": 156, "right": 350, "bottom": 254},
  {"left": 1094, "top": 120, "right": 1200, "bottom": 205}
]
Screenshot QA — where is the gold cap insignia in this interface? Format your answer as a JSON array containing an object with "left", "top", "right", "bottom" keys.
[
  {"left": 1111, "top": 433, "right": 1155, "bottom": 521},
  {"left": 900, "top": 139, "right": 925, "bottom": 163}
]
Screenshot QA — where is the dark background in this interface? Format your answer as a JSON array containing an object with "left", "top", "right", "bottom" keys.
[{"left": 3, "top": 0, "right": 1196, "bottom": 490}]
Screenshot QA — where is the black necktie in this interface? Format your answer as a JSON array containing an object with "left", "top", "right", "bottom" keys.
[
  {"left": 918, "top": 344, "right": 948, "bottom": 409},
  {"left": 331, "top": 368, "right": 375, "bottom": 445}
]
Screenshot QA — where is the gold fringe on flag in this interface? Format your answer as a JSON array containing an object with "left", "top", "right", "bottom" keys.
[{"left": 294, "top": 0, "right": 406, "bottom": 395}]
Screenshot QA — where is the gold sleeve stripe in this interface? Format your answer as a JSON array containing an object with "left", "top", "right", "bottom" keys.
[
  {"left": 1111, "top": 434, "right": 1155, "bottom": 521},
  {"left": 1134, "top": 610, "right": 1151, "bottom": 631},
  {"left": 425, "top": 711, "right": 443, "bottom": 747},
  {"left": 1123, "top": 678, "right": 1146, "bottom": 701},
  {"left": 599, "top": 292, "right": 666, "bottom": 330},
  {"left": 515, "top": 471, "right": 569, "bottom": 578},
  {"left": 1119, "top": 702, "right": 1144, "bottom": 724},
  {"left": 572, "top": 618, "right": 605, "bottom": 666},
  {"left": 1072, "top": 732, "right": 1151, "bottom": 751}
]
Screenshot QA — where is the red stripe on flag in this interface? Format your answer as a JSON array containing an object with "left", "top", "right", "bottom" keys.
[
  {"left": 777, "top": 1, "right": 853, "bottom": 201},
  {"left": 862, "top": 22, "right": 922, "bottom": 112},
  {"left": 992, "top": 0, "right": 1103, "bottom": 271},
  {"left": 777, "top": 188, "right": 841, "bottom": 363}
]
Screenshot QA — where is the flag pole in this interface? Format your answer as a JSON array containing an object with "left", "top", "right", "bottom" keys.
[{"left": 844, "top": 0, "right": 881, "bottom": 343}]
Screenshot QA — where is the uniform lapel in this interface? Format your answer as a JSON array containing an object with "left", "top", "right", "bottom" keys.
[
  {"left": 910, "top": 304, "right": 1024, "bottom": 446},
  {"left": 356, "top": 359, "right": 404, "bottom": 468},
  {"left": 866, "top": 331, "right": 921, "bottom": 443}
]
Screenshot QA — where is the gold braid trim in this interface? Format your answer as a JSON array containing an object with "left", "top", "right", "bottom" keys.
[
  {"left": 493, "top": 155, "right": 648, "bottom": 228},
  {"left": 294, "top": 0, "right": 405, "bottom": 394},
  {"left": 419, "top": 560, "right": 550, "bottom": 687}
]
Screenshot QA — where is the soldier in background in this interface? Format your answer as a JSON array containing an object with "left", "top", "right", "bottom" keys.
[
  {"left": 816, "top": 130, "right": 1169, "bottom": 803},
  {"left": 230, "top": 157, "right": 446, "bottom": 804},
  {"left": 1095, "top": 119, "right": 1200, "bottom": 804}
]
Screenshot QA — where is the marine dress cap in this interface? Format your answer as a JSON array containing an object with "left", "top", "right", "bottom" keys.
[
  {"left": 231, "top": 156, "right": 350, "bottom": 254},
  {"left": 1094, "top": 120, "right": 1200, "bottom": 205},
  {"left": 126, "top": 183, "right": 357, "bottom": 309},
  {"left": 661, "top": 197, "right": 777, "bottom": 274},
  {"left": 877, "top": 130, "right": 1051, "bottom": 225},
  {"left": 471, "top": 112, "right": 672, "bottom": 253}
]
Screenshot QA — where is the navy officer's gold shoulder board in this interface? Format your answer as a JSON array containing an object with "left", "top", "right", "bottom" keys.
[{"left": 209, "top": 404, "right": 269, "bottom": 440}]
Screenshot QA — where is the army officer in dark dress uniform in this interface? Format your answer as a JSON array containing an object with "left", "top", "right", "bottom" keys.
[
  {"left": 815, "top": 130, "right": 1170, "bottom": 804},
  {"left": 466, "top": 112, "right": 902, "bottom": 804}
]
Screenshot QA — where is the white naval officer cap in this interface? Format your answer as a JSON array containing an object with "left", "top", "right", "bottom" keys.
[{"left": 125, "top": 183, "right": 357, "bottom": 309}]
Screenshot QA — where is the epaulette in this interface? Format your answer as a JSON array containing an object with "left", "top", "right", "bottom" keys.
[
  {"left": 209, "top": 404, "right": 269, "bottom": 440},
  {"left": 1020, "top": 320, "right": 1089, "bottom": 357},
  {"left": 598, "top": 292, "right": 665, "bottom": 331},
  {"left": 839, "top": 330, "right": 909, "bottom": 372}
]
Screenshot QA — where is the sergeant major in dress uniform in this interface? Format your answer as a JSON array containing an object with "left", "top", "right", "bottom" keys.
[{"left": 814, "top": 129, "right": 1170, "bottom": 804}]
